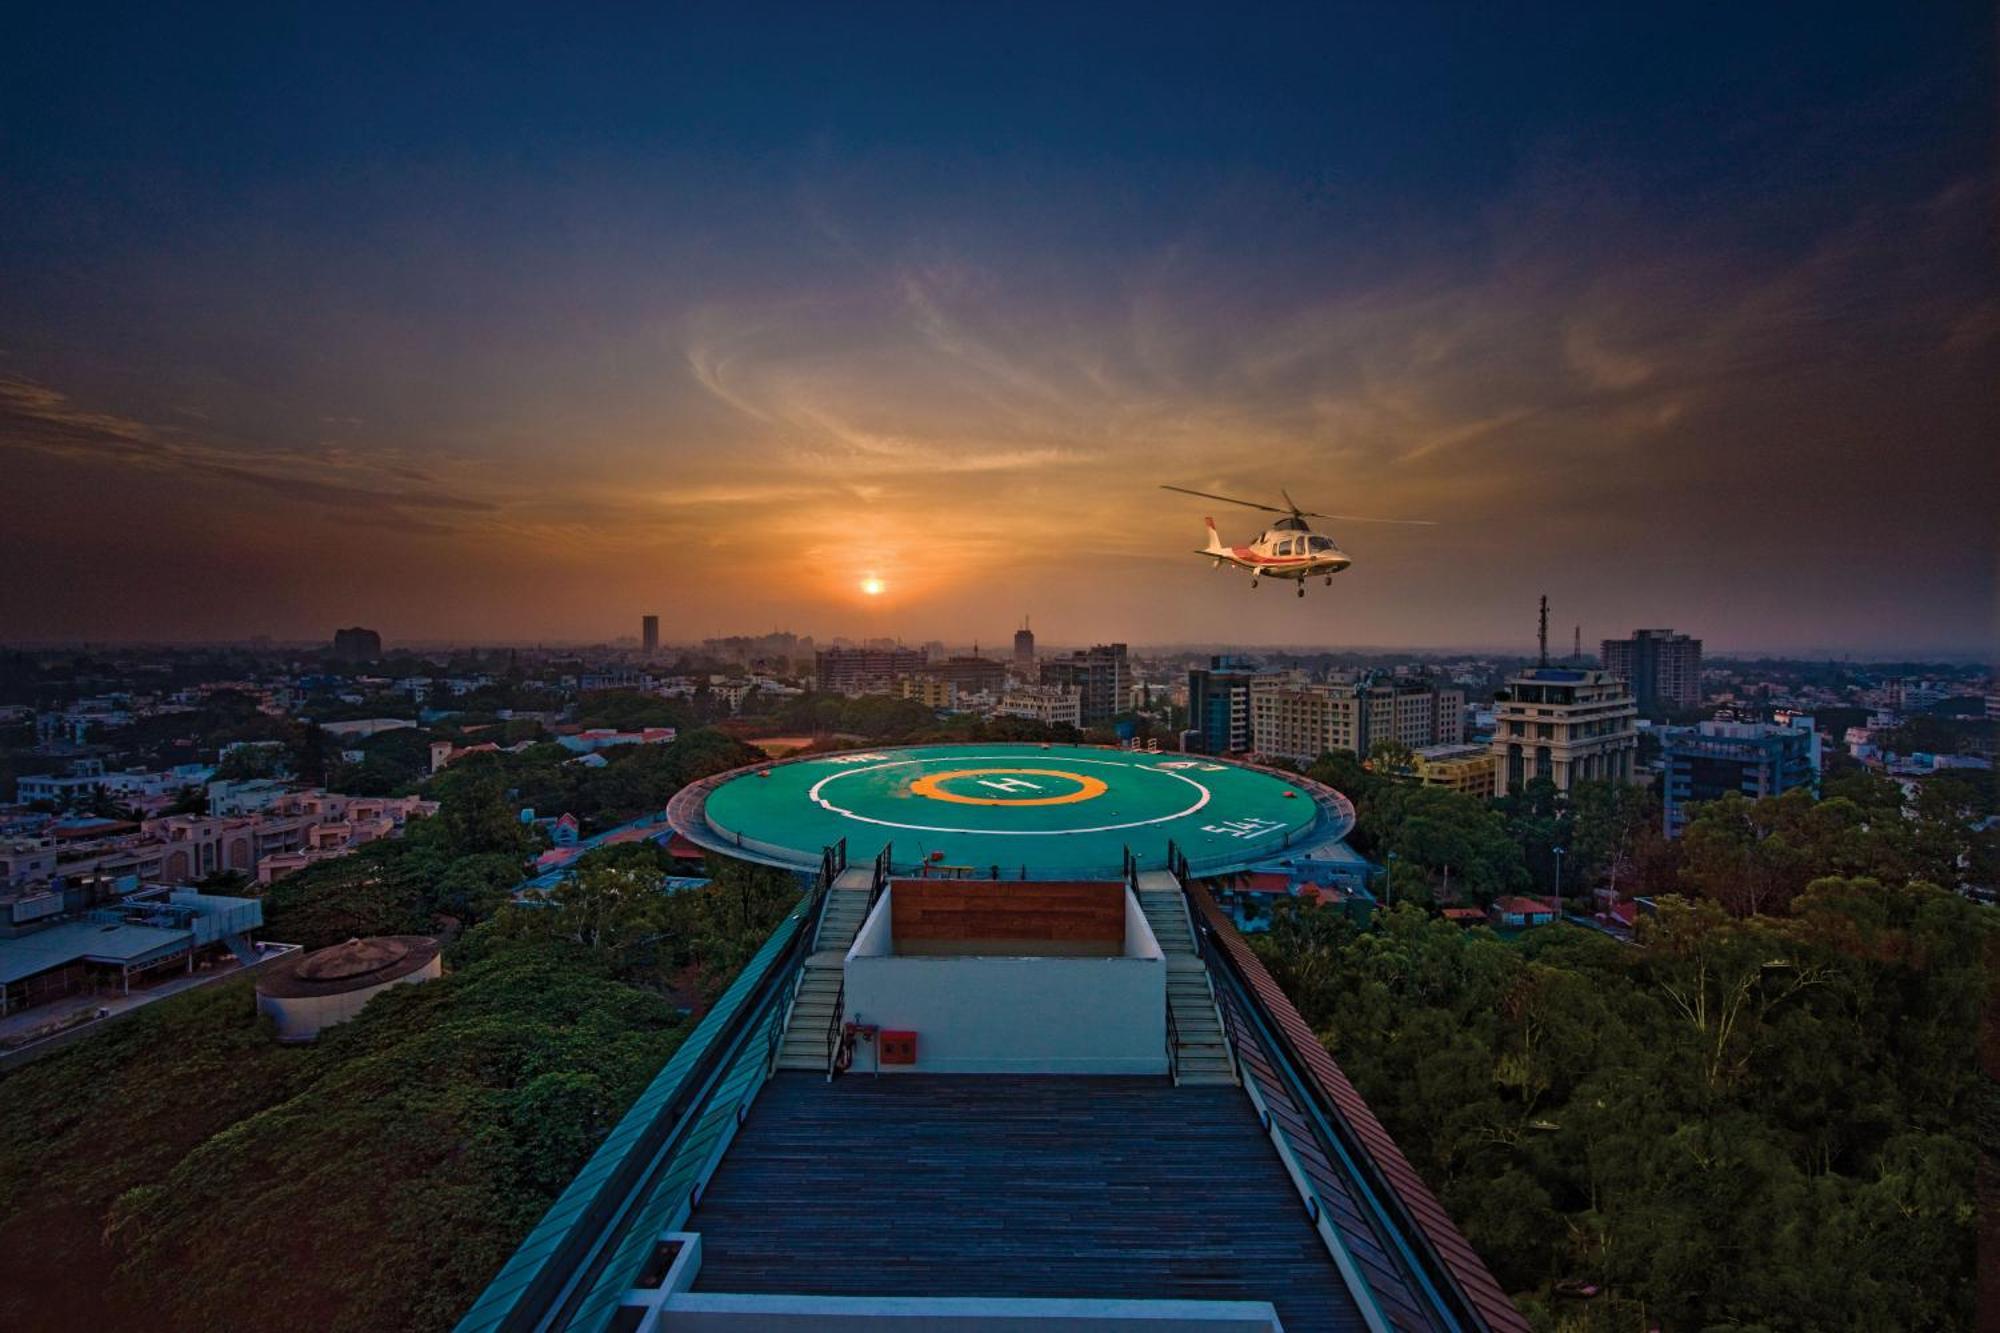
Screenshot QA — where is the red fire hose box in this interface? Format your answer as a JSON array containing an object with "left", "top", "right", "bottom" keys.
[{"left": 880, "top": 1030, "right": 917, "bottom": 1065}]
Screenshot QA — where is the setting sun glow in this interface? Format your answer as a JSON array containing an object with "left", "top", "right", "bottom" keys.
[{"left": 860, "top": 576, "right": 885, "bottom": 597}]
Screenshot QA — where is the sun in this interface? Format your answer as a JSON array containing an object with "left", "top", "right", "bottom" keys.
[{"left": 860, "top": 576, "right": 885, "bottom": 597}]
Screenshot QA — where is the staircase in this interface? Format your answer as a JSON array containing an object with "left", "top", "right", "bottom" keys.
[
  {"left": 1136, "top": 873, "right": 1237, "bottom": 1086},
  {"left": 774, "top": 868, "right": 875, "bottom": 1072}
]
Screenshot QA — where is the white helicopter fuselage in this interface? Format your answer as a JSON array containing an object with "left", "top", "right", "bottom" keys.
[{"left": 1196, "top": 516, "right": 1351, "bottom": 581}]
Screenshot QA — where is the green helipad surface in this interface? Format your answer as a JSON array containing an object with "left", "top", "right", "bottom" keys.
[{"left": 691, "top": 744, "right": 1341, "bottom": 878}]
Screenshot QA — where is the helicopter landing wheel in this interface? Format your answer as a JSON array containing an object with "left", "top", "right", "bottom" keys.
[
  {"left": 1250, "top": 578, "right": 1259, "bottom": 588},
  {"left": 1325, "top": 575, "right": 1333, "bottom": 586},
  {"left": 1296, "top": 584, "right": 1305, "bottom": 598}
]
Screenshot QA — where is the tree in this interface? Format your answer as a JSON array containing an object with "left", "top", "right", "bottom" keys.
[
  {"left": 502, "top": 861, "right": 668, "bottom": 962},
  {"left": 1366, "top": 739, "right": 1415, "bottom": 775},
  {"left": 1678, "top": 789, "right": 1905, "bottom": 916},
  {"left": 436, "top": 769, "right": 534, "bottom": 859}
]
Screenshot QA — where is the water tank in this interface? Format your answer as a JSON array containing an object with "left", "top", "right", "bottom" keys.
[{"left": 255, "top": 935, "right": 442, "bottom": 1042}]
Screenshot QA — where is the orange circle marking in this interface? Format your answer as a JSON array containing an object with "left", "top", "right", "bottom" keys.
[{"left": 908, "top": 768, "right": 1110, "bottom": 806}]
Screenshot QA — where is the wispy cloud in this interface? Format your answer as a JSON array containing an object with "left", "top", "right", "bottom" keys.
[{"left": 0, "top": 377, "right": 500, "bottom": 525}]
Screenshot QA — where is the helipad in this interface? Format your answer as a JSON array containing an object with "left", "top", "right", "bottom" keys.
[{"left": 671, "top": 743, "right": 1355, "bottom": 879}]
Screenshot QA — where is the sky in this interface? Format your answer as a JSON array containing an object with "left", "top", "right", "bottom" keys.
[{"left": 1, "top": 5, "right": 1993, "bottom": 656}]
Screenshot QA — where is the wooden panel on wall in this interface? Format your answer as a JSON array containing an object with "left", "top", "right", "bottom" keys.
[{"left": 890, "top": 879, "right": 1124, "bottom": 945}]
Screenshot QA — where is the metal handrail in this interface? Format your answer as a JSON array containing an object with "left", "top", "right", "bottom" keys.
[
  {"left": 824, "top": 977, "right": 846, "bottom": 1080},
  {"left": 819, "top": 841, "right": 888, "bottom": 1083},
  {"left": 868, "top": 840, "right": 892, "bottom": 916},
  {"left": 482, "top": 849, "right": 835, "bottom": 1333},
  {"left": 1164, "top": 993, "right": 1181, "bottom": 1085},
  {"left": 1182, "top": 879, "right": 1483, "bottom": 1333}
]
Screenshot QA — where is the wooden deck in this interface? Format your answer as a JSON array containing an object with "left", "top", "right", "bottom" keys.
[{"left": 687, "top": 1072, "right": 1368, "bottom": 1332}]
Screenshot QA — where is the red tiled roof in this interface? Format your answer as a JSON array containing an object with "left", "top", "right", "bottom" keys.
[
  {"left": 1192, "top": 886, "right": 1532, "bottom": 1332},
  {"left": 1491, "top": 896, "right": 1555, "bottom": 916},
  {"left": 1237, "top": 871, "right": 1293, "bottom": 894},
  {"left": 665, "top": 833, "right": 707, "bottom": 860},
  {"left": 1442, "top": 907, "right": 1488, "bottom": 923}
]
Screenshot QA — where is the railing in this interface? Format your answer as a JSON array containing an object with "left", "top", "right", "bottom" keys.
[
  {"left": 1177, "top": 874, "right": 1491, "bottom": 1333},
  {"left": 819, "top": 837, "right": 848, "bottom": 890},
  {"left": 824, "top": 977, "right": 846, "bottom": 1081},
  {"left": 1164, "top": 992, "right": 1181, "bottom": 1086},
  {"left": 818, "top": 841, "right": 890, "bottom": 1083},
  {"left": 459, "top": 844, "right": 840, "bottom": 1333},
  {"left": 868, "top": 840, "right": 892, "bottom": 917},
  {"left": 1166, "top": 844, "right": 1241, "bottom": 1087}
]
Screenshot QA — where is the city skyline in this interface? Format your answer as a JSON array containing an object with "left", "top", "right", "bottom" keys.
[{"left": 3, "top": 7, "right": 1993, "bottom": 655}]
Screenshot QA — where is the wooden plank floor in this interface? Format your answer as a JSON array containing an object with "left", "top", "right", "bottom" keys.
[{"left": 688, "top": 1073, "right": 1367, "bottom": 1332}]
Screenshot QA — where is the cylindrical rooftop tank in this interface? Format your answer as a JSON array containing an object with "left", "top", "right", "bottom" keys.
[{"left": 255, "top": 935, "right": 442, "bottom": 1042}]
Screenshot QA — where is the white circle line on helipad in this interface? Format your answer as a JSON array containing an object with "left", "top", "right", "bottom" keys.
[{"left": 804, "top": 754, "right": 1215, "bottom": 836}]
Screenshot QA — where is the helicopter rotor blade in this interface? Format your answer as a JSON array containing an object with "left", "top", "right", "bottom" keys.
[
  {"left": 1159, "top": 484, "right": 1289, "bottom": 515},
  {"left": 1293, "top": 511, "right": 1438, "bottom": 526}
]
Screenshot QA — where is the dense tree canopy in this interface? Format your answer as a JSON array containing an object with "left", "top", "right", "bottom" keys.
[
  {"left": 1252, "top": 880, "right": 1992, "bottom": 1331},
  {"left": 0, "top": 861, "right": 799, "bottom": 1333},
  {"left": 0, "top": 942, "right": 694, "bottom": 1333},
  {"left": 1309, "top": 751, "right": 1530, "bottom": 903}
]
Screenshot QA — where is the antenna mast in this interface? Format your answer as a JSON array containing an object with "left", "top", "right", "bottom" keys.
[
  {"left": 1537, "top": 595, "right": 1549, "bottom": 667},
  {"left": 1573, "top": 625, "right": 1580, "bottom": 662}
]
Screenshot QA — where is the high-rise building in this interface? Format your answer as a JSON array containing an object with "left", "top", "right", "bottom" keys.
[
  {"left": 1770, "top": 709, "right": 1824, "bottom": 784},
  {"left": 815, "top": 646, "right": 927, "bottom": 696},
  {"left": 1600, "top": 628, "right": 1702, "bottom": 711},
  {"left": 1187, "top": 656, "right": 1268, "bottom": 754},
  {"left": 1489, "top": 667, "right": 1638, "bottom": 795},
  {"left": 1039, "top": 643, "right": 1129, "bottom": 725},
  {"left": 1013, "top": 619, "right": 1035, "bottom": 669},
  {"left": 1661, "top": 720, "right": 1816, "bottom": 837},
  {"left": 330, "top": 626, "right": 382, "bottom": 663},
  {"left": 1248, "top": 673, "right": 1464, "bottom": 764},
  {"left": 641, "top": 615, "right": 660, "bottom": 653}
]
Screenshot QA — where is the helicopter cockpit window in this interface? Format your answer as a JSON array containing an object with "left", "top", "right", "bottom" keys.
[{"left": 1309, "top": 536, "right": 1335, "bottom": 551}]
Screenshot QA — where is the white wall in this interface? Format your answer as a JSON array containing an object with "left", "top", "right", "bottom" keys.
[
  {"left": 843, "top": 888, "right": 1164, "bottom": 1075},
  {"left": 850, "top": 888, "right": 893, "bottom": 958},
  {"left": 256, "top": 955, "right": 441, "bottom": 1042},
  {"left": 1123, "top": 889, "right": 1163, "bottom": 961}
]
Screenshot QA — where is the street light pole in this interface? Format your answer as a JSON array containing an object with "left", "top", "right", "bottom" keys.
[
  {"left": 1384, "top": 851, "right": 1397, "bottom": 908},
  {"left": 1553, "top": 845, "right": 1566, "bottom": 903}
]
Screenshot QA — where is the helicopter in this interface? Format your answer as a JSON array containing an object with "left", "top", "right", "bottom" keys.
[{"left": 1161, "top": 485, "right": 1435, "bottom": 597}]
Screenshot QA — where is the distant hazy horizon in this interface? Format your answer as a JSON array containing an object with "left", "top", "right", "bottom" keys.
[{"left": 5, "top": 631, "right": 1991, "bottom": 668}]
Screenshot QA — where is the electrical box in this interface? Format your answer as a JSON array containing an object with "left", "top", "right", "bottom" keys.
[{"left": 880, "top": 1030, "right": 917, "bottom": 1065}]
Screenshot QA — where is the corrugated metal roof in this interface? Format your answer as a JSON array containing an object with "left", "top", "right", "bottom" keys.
[{"left": 0, "top": 920, "right": 190, "bottom": 982}]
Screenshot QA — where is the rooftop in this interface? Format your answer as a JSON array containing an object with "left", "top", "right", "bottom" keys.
[
  {"left": 459, "top": 841, "right": 1525, "bottom": 1333},
  {"left": 671, "top": 743, "right": 1355, "bottom": 881},
  {"left": 0, "top": 919, "right": 189, "bottom": 983},
  {"left": 255, "top": 935, "right": 441, "bottom": 999},
  {"left": 688, "top": 1073, "right": 1363, "bottom": 1331}
]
